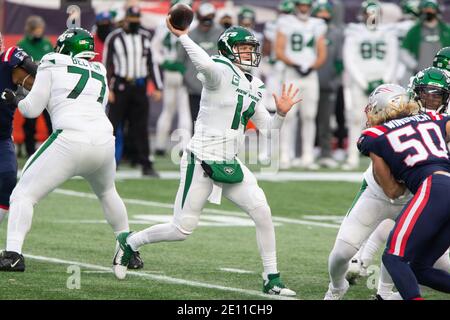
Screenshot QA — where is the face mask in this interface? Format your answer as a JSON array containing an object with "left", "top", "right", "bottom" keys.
[
  {"left": 30, "top": 36, "right": 43, "bottom": 43},
  {"left": 128, "top": 22, "right": 140, "bottom": 33},
  {"left": 424, "top": 12, "right": 437, "bottom": 22},
  {"left": 222, "top": 22, "right": 232, "bottom": 29},
  {"left": 97, "top": 24, "right": 112, "bottom": 42},
  {"left": 200, "top": 18, "right": 213, "bottom": 27}
]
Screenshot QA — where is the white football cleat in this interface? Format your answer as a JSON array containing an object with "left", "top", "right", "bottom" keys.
[{"left": 324, "top": 280, "right": 349, "bottom": 300}]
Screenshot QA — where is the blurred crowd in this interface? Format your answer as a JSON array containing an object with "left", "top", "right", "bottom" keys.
[{"left": 12, "top": 0, "right": 450, "bottom": 174}]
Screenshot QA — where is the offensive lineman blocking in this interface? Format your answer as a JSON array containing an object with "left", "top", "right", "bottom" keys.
[
  {"left": 0, "top": 28, "right": 136, "bottom": 271},
  {"left": 113, "top": 16, "right": 301, "bottom": 296}
]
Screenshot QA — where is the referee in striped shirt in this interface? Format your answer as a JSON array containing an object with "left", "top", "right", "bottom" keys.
[{"left": 103, "top": 6, "right": 163, "bottom": 177}]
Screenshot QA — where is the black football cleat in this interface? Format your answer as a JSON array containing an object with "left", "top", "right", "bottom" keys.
[
  {"left": 128, "top": 251, "right": 144, "bottom": 270},
  {"left": 0, "top": 251, "right": 25, "bottom": 272}
]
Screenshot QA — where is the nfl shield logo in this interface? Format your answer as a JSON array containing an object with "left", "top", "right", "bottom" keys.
[{"left": 224, "top": 167, "right": 234, "bottom": 175}]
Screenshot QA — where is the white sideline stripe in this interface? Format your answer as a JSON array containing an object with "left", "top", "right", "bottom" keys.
[
  {"left": 219, "top": 268, "right": 255, "bottom": 274},
  {"left": 24, "top": 254, "right": 297, "bottom": 300},
  {"left": 53, "top": 189, "right": 340, "bottom": 229}
]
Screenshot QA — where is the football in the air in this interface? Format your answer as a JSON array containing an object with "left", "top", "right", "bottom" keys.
[{"left": 169, "top": 3, "right": 194, "bottom": 30}]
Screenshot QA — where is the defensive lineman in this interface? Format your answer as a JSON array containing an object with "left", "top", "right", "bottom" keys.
[
  {"left": 112, "top": 17, "right": 301, "bottom": 296},
  {"left": 0, "top": 33, "right": 37, "bottom": 227},
  {"left": 0, "top": 28, "right": 134, "bottom": 271}
]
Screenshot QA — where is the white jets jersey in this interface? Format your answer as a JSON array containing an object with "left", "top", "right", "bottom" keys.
[
  {"left": 189, "top": 55, "right": 266, "bottom": 161},
  {"left": 343, "top": 23, "right": 399, "bottom": 87},
  {"left": 363, "top": 163, "right": 411, "bottom": 204},
  {"left": 19, "top": 52, "right": 112, "bottom": 134},
  {"left": 277, "top": 15, "right": 327, "bottom": 69}
]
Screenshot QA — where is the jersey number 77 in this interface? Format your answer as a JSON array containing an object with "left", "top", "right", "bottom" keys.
[{"left": 67, "top": 66, "right": 106, "bottom": 103}]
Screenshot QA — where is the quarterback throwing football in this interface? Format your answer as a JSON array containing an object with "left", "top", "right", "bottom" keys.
[{"left": 113, "top": 15, "right": 301, "bottom": 296}]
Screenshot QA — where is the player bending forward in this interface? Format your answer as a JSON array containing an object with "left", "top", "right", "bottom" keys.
[
  {"left": 112, "top": 17, "right": 301, "bottom": 296},
  {"left": 0, "top": 28, "right": 141, "bottom": 271},
  {"left": 358, "top": 83, "right": 450, "bottom": 300}
]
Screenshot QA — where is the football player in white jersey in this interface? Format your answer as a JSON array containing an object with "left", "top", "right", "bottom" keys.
[
  {"left": 342, "top": 0, "right": 399, "bottom": 170},
  {"left": 325, "top": 84, "right": 413, "bottom": 300},
  {"left": 0, "top": 28, "right": 135, "bottom": 271},
  {"left": 153, "top": 0, "right": 192, "bottom": 157},
  {"left": 112, "top": 17, "right": 301, "bottom": 296},
  {"left": 258, "top": 0, "right": 295, "bottom": 163},
  {"left": 360, "top": 68, "right": 450, "bottom": 300},
  {"left": 275, "top": 0, "right": 327, "bottom": 169}
]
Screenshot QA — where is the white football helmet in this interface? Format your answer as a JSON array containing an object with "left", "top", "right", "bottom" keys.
[{"left": 366, "top": 84, "right": 410, "bottom": 116}]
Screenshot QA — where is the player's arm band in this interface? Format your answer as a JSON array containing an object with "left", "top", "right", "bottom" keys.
[{"left": 19, "top": 57, "right": 38, "bottom": 77}]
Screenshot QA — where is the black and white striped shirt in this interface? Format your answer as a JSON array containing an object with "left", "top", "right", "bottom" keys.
[{"left": 103, "top": 27, "right": 163, "bottom": 89}]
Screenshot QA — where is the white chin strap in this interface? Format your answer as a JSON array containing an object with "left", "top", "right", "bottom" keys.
[{"left": 73, "top": 51, "right": 98, "bottom": 60}]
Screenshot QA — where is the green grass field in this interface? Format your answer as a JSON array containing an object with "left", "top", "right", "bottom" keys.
[{"left": 0, "top": 156, "right": 448, "bottom": 300}]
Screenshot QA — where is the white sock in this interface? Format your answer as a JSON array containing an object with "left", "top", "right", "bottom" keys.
[
  {"left": 361, "top": 219, "right": 394, "bottom": 268},
  {"left": 248, "top": 205, "right": 278, "bottom": 276},
  {"left": 329, "top": 239, "right": 358, "bottom": 289},
  {"left": 0, "top": 208, "right": 7, "bottom": 225},
  {"left": 97, "top": 187, "right": 129, "bottom": 236},
  {"left": 434, "top": 249, "right": 450, "bottom": 272},
  {"left": 6, "top": 198, "right": 34, "bottom": 254},
  {"left": 377, "top": 262, "right": 395, "bottom": 298},
  {"left": 127, "top": 222, "right": 187, "bottom": 251}
]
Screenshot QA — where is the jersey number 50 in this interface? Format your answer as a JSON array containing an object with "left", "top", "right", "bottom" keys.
[{"left": 386, "top": 122, "right": 449, "bottom": 167}]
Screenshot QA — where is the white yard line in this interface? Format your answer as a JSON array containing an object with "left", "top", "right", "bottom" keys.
[
  {"left": 24, "top": 254, "right": 297, "bottom": 300},
  {"left": 53, "top": 188, "right": 341, "bottom": 229},
  {"left": 219, "top": 268, "right": 255, "bottom": 274}
]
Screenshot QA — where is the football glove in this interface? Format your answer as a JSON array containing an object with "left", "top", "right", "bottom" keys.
[{"left": 1, "top": 89, "right": 16, "bottom": 104}]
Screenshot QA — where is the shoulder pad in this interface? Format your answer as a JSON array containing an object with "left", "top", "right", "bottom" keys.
[
  {"left": 2, "top": 47, "right": 29, "bottom": 67},
  {"left": 361, "top": 125, "right": 387, "bottom": 138}
]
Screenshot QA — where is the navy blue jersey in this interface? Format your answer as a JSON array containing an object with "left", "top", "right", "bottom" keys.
[
  {"left": 358, "top": 112, "right": 450, "bottom": 194},
  {"left": 0, "top": 46, "right": 29, "bottom": 139}
]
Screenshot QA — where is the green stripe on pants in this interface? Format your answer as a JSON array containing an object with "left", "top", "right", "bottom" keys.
[
  {"left": 182, "top": 153, "right": 195, "bottom": 209},
  {"left": 345, "top": 179, "right": 368, "bottom": 217},
  {"left": 22, "top": 130, "right": 63, "bottom": 174}
]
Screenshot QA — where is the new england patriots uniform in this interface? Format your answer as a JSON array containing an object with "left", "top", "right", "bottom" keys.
[
  {"left": 0, "top": 47, "right": 29, "bottom": 210},
  {"left": 358, "top": 112, "right": 450, "bottom": 300}
]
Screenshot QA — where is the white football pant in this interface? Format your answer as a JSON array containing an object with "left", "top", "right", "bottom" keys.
[
  {"left": 344, "top": 83, "right": 367, "bottom": 167},
  {"left": 6, "top": 130, "right": 129, "bottom": 254},
  {"left": 155, "top": 71, "right": 192, "bottom": 153},
  {"left": 279, "top": 67, "right": 319, "bottom": 166},
  {"left": 127, "top": 152, "right": 279, "bottom": 276}
]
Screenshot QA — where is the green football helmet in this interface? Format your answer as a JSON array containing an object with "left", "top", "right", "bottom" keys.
[
  {"left": 293, "top": 0, "right": 313, "bottom": 5},
  {"left": 218, "top": 26, "right": 261, "bottom": 70},
  {"left": 419, "top": 0, "right": 440, "bottom": 12},
  {"left": 238, "top": 7, "right": 256, "bottom": 27},
  {"left": 400, "top": 0, "right": 420, "bottom": 17},
  {"left": 412, "top": 67, "right": 450, "bottom": 113},
  {"left": 312, "top": 1, "right": 333, "bottom": 17},
  {"left": 54, "top": 28, "right": 96, "bottom": 60},
  {"left": 279, "top": 0, "right": 295, "bottom": 14},
  {"left": 433, "top": 47, "right": 450, "bottom": 73}
]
